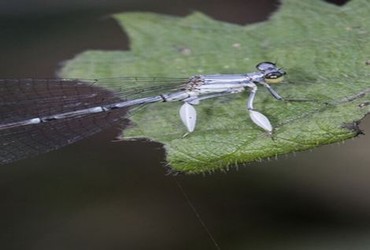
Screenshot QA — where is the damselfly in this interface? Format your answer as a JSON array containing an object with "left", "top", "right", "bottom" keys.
[{"left": 0, "top": 62, "right": 286, "bottom": 164}]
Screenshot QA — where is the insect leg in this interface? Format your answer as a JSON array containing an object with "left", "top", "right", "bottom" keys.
[
  {"left": 246, "top": 83, "right": 273, "bottom": 132},
  {"left": 259, "top": 82, "right": 284, "bottom": 100},
  {"left": 179, "top": 102, "right": 197, "bottom": 133}
]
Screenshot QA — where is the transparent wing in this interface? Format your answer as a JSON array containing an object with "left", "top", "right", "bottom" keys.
[{"left": 0, "top": 77, "right": 189, "bottom": 164}]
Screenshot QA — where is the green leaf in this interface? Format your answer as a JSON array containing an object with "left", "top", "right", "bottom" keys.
[{"left": 59, "top": 0, "right": 370, "bottom": 173}]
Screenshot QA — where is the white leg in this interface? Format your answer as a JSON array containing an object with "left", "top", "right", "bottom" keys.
[
  {"left": 246, "top": 83, "right": 273, "bottom": 132},
  {"left": 249, "top": 110, "right": 272, "bottom": 133},
  {"left": 179, "top": 102, "right": 197, "bottom": 133},
  {"left": 246, "top": 83, "right": 257, "bottom": 110}
]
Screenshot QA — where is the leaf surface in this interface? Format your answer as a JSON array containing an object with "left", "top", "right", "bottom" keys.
[{"left": 60, "top": 0, "right": 370, "bottom": 173}]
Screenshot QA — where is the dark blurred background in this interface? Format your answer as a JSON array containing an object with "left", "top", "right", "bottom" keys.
[{"left": 2, "top": 0, "right": 370, "bottom": 249}]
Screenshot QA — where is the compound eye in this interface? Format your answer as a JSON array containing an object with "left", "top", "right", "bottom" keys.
[
  {"left": 256, "top": 61, "right": 276, "bottom": 71},
  {"left": 265, "top": 72, "right": 284, "bottom": 84}
]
